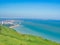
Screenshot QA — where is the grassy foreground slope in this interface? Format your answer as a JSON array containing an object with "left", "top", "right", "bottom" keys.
[{"left": 0, "top": 25, "right": 60, "bottom": 45}]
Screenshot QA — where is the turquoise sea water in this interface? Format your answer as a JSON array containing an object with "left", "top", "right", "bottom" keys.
[
  {"left": 14, "top": 20, "right": 60, "bottom": 43},
  {"left": 0, "top": 18, "right": 60, "bottom": 43}
]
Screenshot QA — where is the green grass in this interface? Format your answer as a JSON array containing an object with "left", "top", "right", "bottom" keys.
[{"left": 0, "top": 25, "right": 60, "bottom": 45}]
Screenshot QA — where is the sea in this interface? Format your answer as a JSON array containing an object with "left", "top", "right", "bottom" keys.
[
  {"left": 0, "top": 18, "right": 60, "bottom": 43},
  {"left": 14, "top": 19, "right": 60, "bottom": 43}
]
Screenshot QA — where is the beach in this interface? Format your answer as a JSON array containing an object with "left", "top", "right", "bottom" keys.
[{"left": 9, "top": 24, "right": 20, "bottom": 28}]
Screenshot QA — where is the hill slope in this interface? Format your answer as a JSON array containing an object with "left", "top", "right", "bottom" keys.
[{"left": 0, "top": 25, "right": 60, "bottom": 45}]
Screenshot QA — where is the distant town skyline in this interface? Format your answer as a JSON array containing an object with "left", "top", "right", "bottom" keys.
[{"left": 0, "top": 0, "right": 60, "bottom": 20}]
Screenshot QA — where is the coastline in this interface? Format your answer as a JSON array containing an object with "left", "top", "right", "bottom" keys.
[
  {"left": 9, "top": 24, "right": 20, "bottom": 28},
  {"left": 14, "top": 24, "right": 60, "bottom": 43}
]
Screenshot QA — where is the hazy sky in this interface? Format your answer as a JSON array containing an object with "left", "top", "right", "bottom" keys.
[{"left": 0, "top": 0, "right": 60, "bottom": 20}]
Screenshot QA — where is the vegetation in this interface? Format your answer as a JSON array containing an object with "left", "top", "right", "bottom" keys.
[{"left": 0, "top": 25, "right": 60, "bottom": 45}]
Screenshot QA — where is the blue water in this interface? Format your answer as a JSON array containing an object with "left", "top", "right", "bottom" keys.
[{"left": 14, "top": 19, "right": 60, "bottom": 43}]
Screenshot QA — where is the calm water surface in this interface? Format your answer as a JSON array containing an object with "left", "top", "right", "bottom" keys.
[{"left": 14, "top": 20, "right": 60, "bottom": 43}]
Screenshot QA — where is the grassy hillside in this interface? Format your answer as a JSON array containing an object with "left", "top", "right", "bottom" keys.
[{"left": 0, "top": 25, "right": 60, "bottom": 45}]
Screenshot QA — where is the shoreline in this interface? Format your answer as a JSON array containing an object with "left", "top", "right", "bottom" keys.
[
  {"left": 14, "top": 24, "right": 60, "bottom": 43},
  {"left": 9, "top": 24, "right": 20, "bottom": 28}
]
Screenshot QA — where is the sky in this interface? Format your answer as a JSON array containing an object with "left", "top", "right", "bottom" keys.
[{"left": 0, "top": 0, "right": 60, "bottom": 20}]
